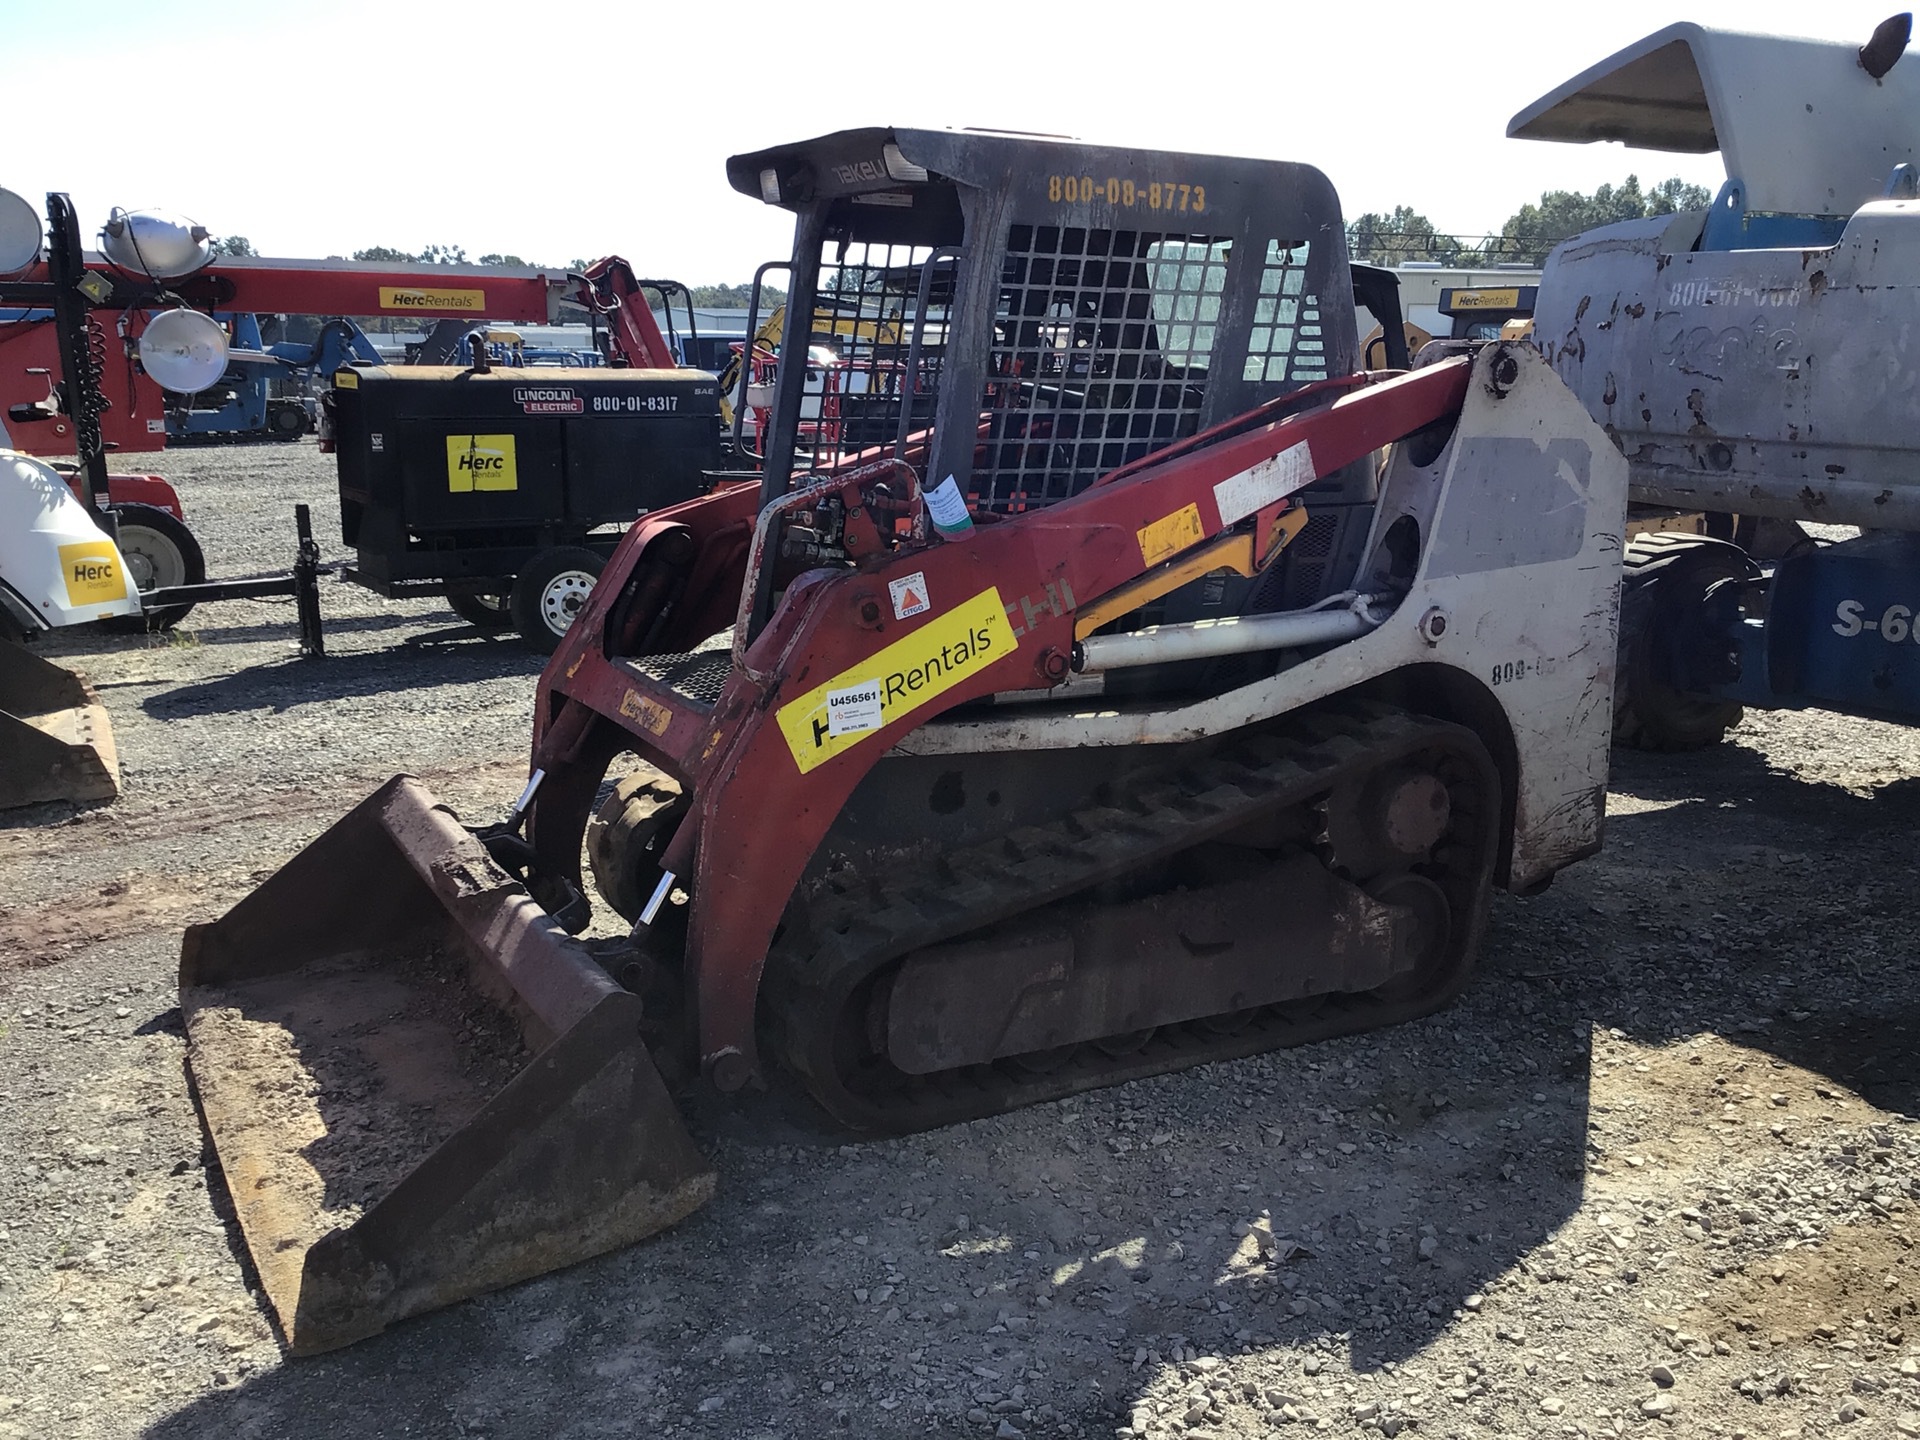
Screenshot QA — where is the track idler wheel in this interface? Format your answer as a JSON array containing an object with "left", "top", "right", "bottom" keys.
[
  {"left": 1363, "top": 872, "right": 1453, "bottom": 1001},
  {"left": 586, "top": 767, "right": 687, "bottom": 923}
]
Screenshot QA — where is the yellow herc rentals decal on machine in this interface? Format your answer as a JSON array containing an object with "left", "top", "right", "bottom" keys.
[
  {"left": 776, "top": 587, "right": 1017, "bottom": 773},
  {"left": 446, "top": 435, "right": 518, "bottom": 492}
]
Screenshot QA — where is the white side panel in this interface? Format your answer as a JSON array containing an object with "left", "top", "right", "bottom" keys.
[
  {"left": 0, "top": 450, "right": 143, "bottom": 627},
  {"left": 1534, "top": 200, "right": 1920, "bottom": 528}
]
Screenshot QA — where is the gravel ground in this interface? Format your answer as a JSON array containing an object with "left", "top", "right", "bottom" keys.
[{"left": 1, "top": 440, "right": 1916, "bottom": 1440}]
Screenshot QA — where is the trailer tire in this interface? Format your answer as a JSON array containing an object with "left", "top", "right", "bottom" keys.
[
  {"left": 509, "top": 546, "right": 605, "bottom": 653},
  {"left": 102, "top": 502, "right": 205, "bottom": 631},
  {"left": 268, "top": 404, "right": 306, "bottom": 438},
  {"left": 447, "top": 590, "right": 514, "bottom": 633},
  {"left": 1614, "top": 532, "right": 1753, "bottom": 752},
  {"left": 586, "top": 768, "right": 687, "bottom": 923}
]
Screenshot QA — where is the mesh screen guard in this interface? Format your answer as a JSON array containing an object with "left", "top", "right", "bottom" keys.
[{"left": 754, "top": 133, "right": 1355, "bottom": 517}]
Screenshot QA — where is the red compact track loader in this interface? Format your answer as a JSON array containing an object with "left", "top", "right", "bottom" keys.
[{"left": 179, "top": 128, "right": 1628, "bottom": 1353}]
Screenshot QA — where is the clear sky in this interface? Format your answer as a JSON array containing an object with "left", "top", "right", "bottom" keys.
[{"left": 3, "top": 0, "right": 1909, "bottom": 282}]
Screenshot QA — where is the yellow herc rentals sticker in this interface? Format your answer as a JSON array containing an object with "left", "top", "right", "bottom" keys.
[
  {"left": 776, "top": 587, "right": 1017, "bottom": 774},
  {"left": 1448, "top": 288, "right": 1522, "bottom": 311},
  {"left": 378, "top": 285, "right": 486, "bottom": 312},
  {"left": 446, "top": 434, "right": 518, "bottom": 492},
  {"left": 58, "top": 540, "right": 127, "bottom": 604}
]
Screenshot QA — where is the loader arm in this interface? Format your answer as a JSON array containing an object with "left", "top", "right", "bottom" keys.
[{"left": 574, "top": 258, "right": 689, "bottom": 370}]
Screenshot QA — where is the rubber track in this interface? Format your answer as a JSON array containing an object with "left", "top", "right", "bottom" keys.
[{"left": 766, "top": 700, "right": 1499, "bottom": 1133}]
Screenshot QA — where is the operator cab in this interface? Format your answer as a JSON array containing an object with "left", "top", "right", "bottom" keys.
[{"left": 727, "top": 127, "right": 1383, "bottom": 681}]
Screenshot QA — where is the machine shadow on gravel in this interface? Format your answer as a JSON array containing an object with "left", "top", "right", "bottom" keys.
[
  {"left": 137, "top": 641, "right": 543, "bottom": 718},
  {"left": 0, "top": 795, "right": 116, "bottom": 831},
  {"left": 138, "top": 741, "right": 1920, "bottom": 1439},
  {"left": 141, "top": 975, "right": 1599, "bottom": 1439},
  {"left": 1610, "top": 739, "right": 1920, "bottom": 837},
  {"left": 123, "top": 610, "right": 464, "bottom": 649},
  {"left": 1598, "top": 744, "right": 1920, "bottom": 1121}
]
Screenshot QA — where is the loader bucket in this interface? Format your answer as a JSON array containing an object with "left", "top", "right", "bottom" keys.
[
  {"left": 0, "top": 637, "right": 120, "bottom": 811},
  {"left": 179, "top": 775, "right": 714, "bottom": 1355}
]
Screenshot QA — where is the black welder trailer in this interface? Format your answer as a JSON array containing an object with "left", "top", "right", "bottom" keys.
[{"left": 328, "top": 363, "right": 723, "bottom": 650}]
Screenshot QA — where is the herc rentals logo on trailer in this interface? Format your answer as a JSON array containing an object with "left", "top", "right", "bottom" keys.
[
  {"left": 513, "top": 386, "right": 583, "bottom": 415},
  {"left": 57, "top": 540, "right": 127, "bottom": 604},
  {"left": 445, "top": 434, "right": 518, "bottom": 492}
]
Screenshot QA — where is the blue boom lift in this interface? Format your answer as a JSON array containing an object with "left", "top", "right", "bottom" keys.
[
  {"left": 1513, "top": 16, "right": 1920, "bottom": 748},
  {"left": 164, "top": 314, "right": 384, "bottom": 442}
]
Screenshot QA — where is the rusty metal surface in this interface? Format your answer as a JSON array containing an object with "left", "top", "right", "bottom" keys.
[
  {"left": 179, "top": 776, "right": 714, "bottom": 1354},
  {"left": 0, "top": 637, "right": 119, "bottom": 811},
  {"left": 1534, "top": 208, "right": 1920, "bottom": 529},
  {"left": 886, "top": 853, "right": 1409, "bottom": 1074}
]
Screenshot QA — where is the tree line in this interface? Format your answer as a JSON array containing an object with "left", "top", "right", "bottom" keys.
[
  {"left": 1347, "top": 175, "right": 1713, "bottom": 267},
  {"left": 216, "top": 176, "right": 1701, "bottom": 306}
]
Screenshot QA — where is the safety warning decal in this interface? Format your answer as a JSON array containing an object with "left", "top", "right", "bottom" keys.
[
  {"left": 58, "top": 541, "right": 127, "bottom": 605},
  {"left": 1137, "top": 503, "right": 1204, "bottom": 566},
  {"left": 446, "top": 434, "right": 518, "bottom": 492},
  {"left": 618, "top": 688, "right": 674, "bottom": 737},
  {"left": 775, "top": 586, "right": 1017, "bottom": 774},
  {"left": 888, "top": 571, "right": 930, "bottom": 620}
]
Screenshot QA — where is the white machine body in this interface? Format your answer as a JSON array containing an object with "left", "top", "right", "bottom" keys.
[{"left": 0, "top": 450, "right": 143, "bottom": 631}]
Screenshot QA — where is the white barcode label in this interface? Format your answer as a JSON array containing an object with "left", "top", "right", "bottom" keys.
[{"left": 1214, "top": 441, "right": 1315, "bottom": 526}]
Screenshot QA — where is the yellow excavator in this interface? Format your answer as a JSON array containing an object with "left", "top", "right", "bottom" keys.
[{"left": 715, "top": 302, "right": 905, "bottom": 431}]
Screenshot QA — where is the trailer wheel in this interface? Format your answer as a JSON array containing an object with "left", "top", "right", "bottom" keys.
[
  {"left": 446, "top": 590, "right": 513, "bottom": 633},
  {"left": 1614, "top": 533, "right": 1754, "bottom": 752},
  {"left": 103, "top": 502, "right": 205, "bottom": 631},
  {"left": 509, "top": 547, "right": 605, "bottom": 652},
  {"left": 268, "top": 404, "right": 306, "bottom": 438}
]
